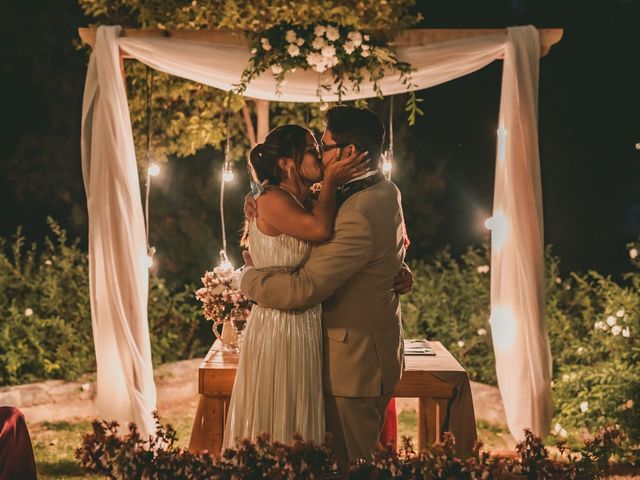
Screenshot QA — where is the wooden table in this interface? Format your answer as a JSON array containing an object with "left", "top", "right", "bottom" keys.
[{"left": 198, "top": 341, "right": 465, "bottom": 455}]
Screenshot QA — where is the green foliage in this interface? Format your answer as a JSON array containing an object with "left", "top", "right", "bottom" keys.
[
  {"left": 0, "top": 221, "right": 209, "bottom": 386},
  {"left": 402, "top": 245, "right": 640, "bottom": 442},
  {"left": 78, "top": 0, "right": 421, "bottom": 161}
]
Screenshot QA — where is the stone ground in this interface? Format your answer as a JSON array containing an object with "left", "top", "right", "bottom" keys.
[{"left": 2, "top": 359, "right": 637, "bottom": 479}]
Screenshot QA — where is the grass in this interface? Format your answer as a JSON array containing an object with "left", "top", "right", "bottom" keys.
[{"left": 30, "top": 409, "right": 513, "bottom": 479}]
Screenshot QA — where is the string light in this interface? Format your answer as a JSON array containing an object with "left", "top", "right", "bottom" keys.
[
  {"left": 485, "top": 210, "right": 509, "bottom": 251},
  {"left": 148, "top": 163, "right": 160, "bottom": 177},
  {"left": 143, "top": 66, "right": 157, "bottom": 271},
  {"left": 217, "top": 249, "right": 234, "bottom": 273},
  {"left": 382, "top": 96, "right": 394, "bottom": 179},
  {"left": 218, "top": 93, "right": 233, "bottom": 271},
  {"left": 222, "top": 161, "right": 234, "bottom": 182}
]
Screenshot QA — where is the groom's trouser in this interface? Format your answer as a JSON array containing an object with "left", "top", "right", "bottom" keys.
[{"left": 325, "top": 392, "right": 394, "bottom": 467}]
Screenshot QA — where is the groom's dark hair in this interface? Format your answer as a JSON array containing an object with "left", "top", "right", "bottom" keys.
[{"left": 323, "top": 105, "right": 385, "bottom": 168}]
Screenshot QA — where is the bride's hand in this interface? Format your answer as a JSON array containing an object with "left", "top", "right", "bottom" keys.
[{"left": 323, "top": 148, "right": 370, "bottom": 186}]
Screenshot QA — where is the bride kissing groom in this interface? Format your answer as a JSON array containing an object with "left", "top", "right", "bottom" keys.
[{"left": 226, "top": 105, "right": 411, "bottom": 468}]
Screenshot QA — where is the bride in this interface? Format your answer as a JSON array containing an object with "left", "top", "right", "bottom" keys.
[{"left": 221, "top": 124, "right": 369, "bottom": 447}]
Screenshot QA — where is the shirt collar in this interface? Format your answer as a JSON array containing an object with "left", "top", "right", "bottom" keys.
[{"left": 344, "top": 169, "right": 380, "bottom": 185}]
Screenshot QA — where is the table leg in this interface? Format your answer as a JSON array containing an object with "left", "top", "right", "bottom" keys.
[
  {"left": 203, "top": 396, "right": 226, "bottom": 455},
  {"left": 418, "top": 397, "right": 448, "bottom": 450}
]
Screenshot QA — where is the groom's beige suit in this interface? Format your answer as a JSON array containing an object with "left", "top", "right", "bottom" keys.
[{"left": 240, "top": 176, "right": 405, "bottom": 464}]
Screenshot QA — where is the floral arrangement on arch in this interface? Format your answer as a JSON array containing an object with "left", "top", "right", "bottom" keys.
[
  {"left": 195, "top": 268, "right": 253, "bottom": 323},
  {"left": 236, "top": 22, "right": 423, "bottom": 124}
]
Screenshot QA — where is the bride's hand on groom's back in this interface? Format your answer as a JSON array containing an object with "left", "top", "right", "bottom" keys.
[
  {"left": 392, "top": 263, "right": 413, "bottom": 295},
  {"left": 244, "top": 192, "right": 258, "bottom": 220}
]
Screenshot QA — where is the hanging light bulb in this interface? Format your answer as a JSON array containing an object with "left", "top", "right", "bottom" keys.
[
  {"left": 145, "top": 246, "right": 156, "bottom": 270},
  {"left": 382, "top": 151, "right": 393, "bottom": 175},
  {"left": 217, "top": 249, "right": 234, "bottom": 274},
  {"left": 148, "top": 163, "right": 160, "bottom": 177},
  {"left": 222, "top": 162, "right": 234, "bottom": 182}
]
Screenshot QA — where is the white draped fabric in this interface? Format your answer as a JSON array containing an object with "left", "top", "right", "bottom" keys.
[{"left": 81, "top": 24, "right": 552, "bottom": 438}]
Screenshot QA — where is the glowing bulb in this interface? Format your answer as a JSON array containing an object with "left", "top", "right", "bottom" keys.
[
  {"left": 382, "top": 159, "right": 392, "bottom": 173},
  {"left": 484, "top": 210, "right": 509, "bottom": 251},
  {"left": 217, "top": 250, "right": 234, "bottom": 274},
  {"left": 636, "top": 143, "right": 640, "bottom": 151},
  {"left": 222, "top": 163, "right": 234, "bottom": 182},
  {"left": 148, "top": 163, "right": 160, "bottom": 177},
  {"left": 145, "top": 246, "right": 156, "bottom": 269}
]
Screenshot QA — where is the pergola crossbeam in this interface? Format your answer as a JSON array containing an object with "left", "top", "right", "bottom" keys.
[{"left": 78, "top": 27, "right": 563, "bottom": 57}]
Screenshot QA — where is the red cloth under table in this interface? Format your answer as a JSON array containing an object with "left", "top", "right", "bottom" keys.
[
  {"left": 379, "top": 398, "right": 397, "bottom": 450},
  {"left": 0, "top": 407, "right": 37, "bottom": 480}
]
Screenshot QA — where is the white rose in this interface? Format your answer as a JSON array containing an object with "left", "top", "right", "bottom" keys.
[
  {"left": 361, "top": 49, "right": 370, "bottom": 58},
  {"left": 580, "top": 401, "right": 589, "bottom": 412},
  {"left": 45, "top": 259, "right": 52, "bottom": 265},
  {"left": 321, "top": 45, "right": 336, "bottom": 58},
  {"left": 630, "top": 248, "right": 638, "bottom": 259},
  {"left": 560, "top": 428, "right": 568, "bottom": 438},
  {"left": 625, "top": 399, "right": 634, "bottom": 409},
  {"left": 555, "top": 277, "right": 562, "bottom": 284},
  {"left": 24, "top": 308, "right": 34, "bottom": 317},
  {"left": 296, "top": 37, "right": 305, "bottom": 46},
  {"left": 616, "top": 309, "right": 625, "bottom": 317},
  {"left": 477, "top": 328, "right": 487, "bottom": 336},
  {"left": 594, "top": 320, "right": 604, "bottom": 330},
  {"left": 271, "top": 64, "right": 283, "bottom": 75},
  {"left": 285, "top": 30, "right": 297, "bottom": 43},
  {"left": 325, "top": 25, "right": 340, "bottom": 41},
  {"left": 312, "top": 37, "right": 325, "bottom": 50},
  {"left": 622, "top": 327, "right": 631, "bottom": 338},
  {"left": 562, "top": 374, "right": 570, "bottom": 381},
  {"left": 287, "top": 44, "right": 300, "bottom": 57},
  {"left": 477, "top": 265, "right": 490, "bottom": 274},
  {"left": 576, "top": 346, "right": 585, "bottom": 354},
  {"left": 612, "top": 325, "right": 622, "bottom": 336},
  {"left": 457, "top": 340, "right": 464, "bottom": 348},
  {"left": 606, "top": 315, "right": 617, "bottom": 326},
  {"left": 314, "top": 25, "right": 326, "bottom": 37},
  {"left": 343, "top": 40, "right": 356, "bottom": 55},
  {"left": 260, "top": 38, "right": 272, "bottom": 51},
  {"left": 347, "top": 31, "right": 363, "bottom": 47}
]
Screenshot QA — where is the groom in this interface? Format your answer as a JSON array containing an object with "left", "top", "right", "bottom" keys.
[{"left": 241, "top": 106, "right": 406, "bottom": 466}]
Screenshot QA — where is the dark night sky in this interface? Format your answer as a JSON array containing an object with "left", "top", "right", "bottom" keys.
[{"left": 0, "top": 0, "right": 639, "bottom": 278}]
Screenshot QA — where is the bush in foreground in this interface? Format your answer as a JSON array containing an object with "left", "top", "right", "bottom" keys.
[
  {"left": 76, "top": 415, "right": 636, "bottom": 480},
  {"left": 0, "top": 220, "right": 209, "bottom": 386}
]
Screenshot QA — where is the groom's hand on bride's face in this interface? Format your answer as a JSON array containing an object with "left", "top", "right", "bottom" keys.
[
  {"left": 392, "top": 264, "right": 413, "bottom": 295},
  {"left": 244, "top": 192, "right": 258, "bottom": 220}
]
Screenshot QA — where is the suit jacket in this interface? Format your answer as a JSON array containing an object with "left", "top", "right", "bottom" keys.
[{"left": 240, "top": 178, "right": 405, "bottom": 397}]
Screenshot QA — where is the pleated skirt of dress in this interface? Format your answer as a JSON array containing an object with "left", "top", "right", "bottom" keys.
[{"left": 222, "top": 303, "right": 325, "bottom": 448}]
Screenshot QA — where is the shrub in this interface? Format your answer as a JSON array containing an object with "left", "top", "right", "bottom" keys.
[
  {"left": 401, "top": 245, "right": 640, "bottom": 443},
  {"left": 0, "top": 220, "right": 210, "bottom": 386},
  {"left": 76, "top": 415, "right": 633, "bottom": 479}
]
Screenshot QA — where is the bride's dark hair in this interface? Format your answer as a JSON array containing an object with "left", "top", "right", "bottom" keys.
[{"left": 248, "top": 124, "right": 312, "bottom": 185}]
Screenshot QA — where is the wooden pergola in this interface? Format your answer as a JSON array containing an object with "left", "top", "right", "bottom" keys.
[{"left": 78, "top": 27, "right": 562, "bottom": 145}]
